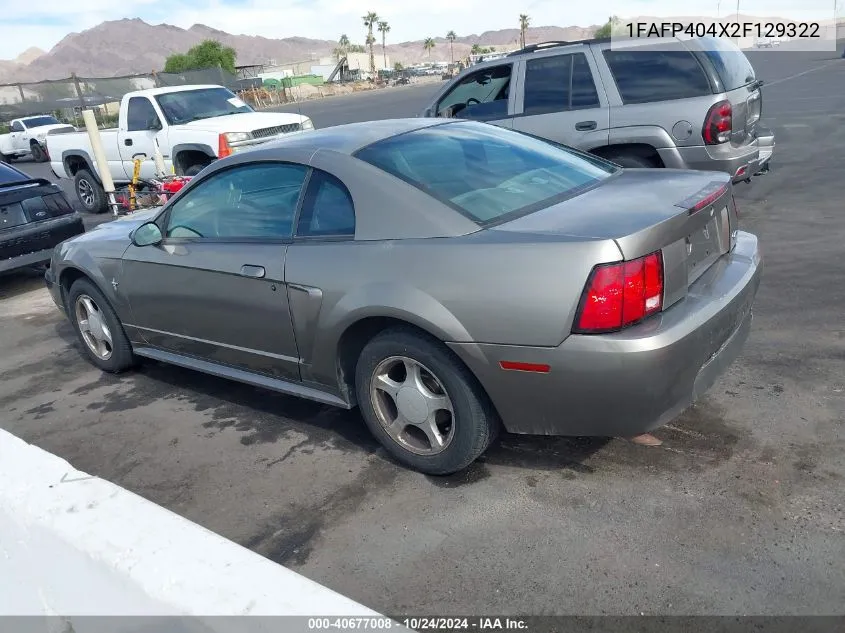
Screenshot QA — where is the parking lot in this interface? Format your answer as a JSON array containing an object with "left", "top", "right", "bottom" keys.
[{"left": 2, "top": 48, "right": 844, "bottom": 615}]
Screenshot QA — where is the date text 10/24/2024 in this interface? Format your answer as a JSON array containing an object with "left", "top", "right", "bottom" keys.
[
  {"left": 625, "top": 21, "right": 821, "bottom": 39},
  {"left": 308, "top": 617, "right": 529, "bottom": 631}
]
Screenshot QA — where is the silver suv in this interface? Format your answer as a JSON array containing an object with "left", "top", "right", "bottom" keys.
[{"left": 421, "top": 36, "right": 774, "bottom": 183}]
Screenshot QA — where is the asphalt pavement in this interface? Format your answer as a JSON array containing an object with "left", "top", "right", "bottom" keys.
[{"left": 2, "top": 51, "right": 844, "bottom": 615}]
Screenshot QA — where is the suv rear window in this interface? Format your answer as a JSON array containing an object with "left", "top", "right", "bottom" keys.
[
  {"left": 698, "top": 36, "right": 756, "bottom": 90},
  {"left": 355, "top": 122, "right": 616, "bottom": 225},
  {"left": 603, "top": 48, "right": 711, "bottom": 104}
]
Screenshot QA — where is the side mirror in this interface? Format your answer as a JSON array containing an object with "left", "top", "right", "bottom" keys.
[
  {"left": 422, "top": 107, "right": 433, "bottom": 118},
  {"left": 132, "top": 222, "right": 163, "bottom": 247}
]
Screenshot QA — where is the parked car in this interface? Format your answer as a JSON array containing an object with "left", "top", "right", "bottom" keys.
[
  {"left": 46, "top": 84, "right": 316, "bottom": 214},
  {"left": 0, "top": 115, "right": 75, "bottom": 163},
  {"left": 421, "top": 36, "right": 775, "bottom": 183},
  {"left": 1, "top": 162, "right": 84, "bottom": 274},
  {"left": 45, "top": 118, "right": 761, "bottom": 474}
]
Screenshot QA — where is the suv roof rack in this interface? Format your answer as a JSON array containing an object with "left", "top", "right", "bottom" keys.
[
  {"left": 507, "top": 41, "right": 571, "bottom": 56},
  {"left": 507, "top": 37, "right": 614, "bottom": 57}
]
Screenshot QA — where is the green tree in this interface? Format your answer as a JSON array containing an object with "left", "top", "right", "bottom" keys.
[
  {"left": 335, "top": 33, "right": 351, "bottom": 60},
  {"left": 594, "top": 15, "right": 621, "bottom": 38},
  {"left": 363, "top": 11, "right": 379, "bottom": 77},
  {"left": 164, "top": 40, "right": 237, "bottom": 75},
  {"left": 471, "top": 43, "right": 482, "bottom": 55},
  {"left": 394, "top": 61, "right": 404, "bottom": 71},
  {"left": 446, "top": 30, "right": 456, "bottom": 64},
  {"left": 378, "top": 21, "right": 390, "bottom": 70},
  {"left": 519, "top": 14, "right": 531, "bottom": 49},
  {"left": 349, "top": 44, "right": 366, "bottom": 53},
  {"left": 423, "top": 37, "right": 436, "bottom": 59}
]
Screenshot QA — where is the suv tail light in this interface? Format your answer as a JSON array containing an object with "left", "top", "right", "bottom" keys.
[
  {"left": 573, "top": 252, "right": 664, "bottom": 334},
  {"left": 703, "top": 100, "right": 732, "bottom": 145}
]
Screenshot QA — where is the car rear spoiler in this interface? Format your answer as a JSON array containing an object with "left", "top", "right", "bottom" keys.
[{"left": 0, "top": 178, "right": 52, "bottom": 190}]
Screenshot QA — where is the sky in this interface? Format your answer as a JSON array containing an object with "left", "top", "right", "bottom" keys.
[{"left": 1, "top": 0, "right": 840, "bottom": 59}]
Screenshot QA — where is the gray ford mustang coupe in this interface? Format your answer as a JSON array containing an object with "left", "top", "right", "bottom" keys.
[{"left": 45, "top": 118, "right": 761, "bottom": 474}]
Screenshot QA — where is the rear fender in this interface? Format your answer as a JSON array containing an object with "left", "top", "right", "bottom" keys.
[{"left": 303, "top": 282, "right": 473, "bottom": 387}]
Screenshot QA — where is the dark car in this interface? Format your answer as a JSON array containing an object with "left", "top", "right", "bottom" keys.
[
  {"left": 46, "top": 119, "right": 760, "bottom": 475},
  {"left": 0, "top": 162, "right": 84, "bottom": 274}
]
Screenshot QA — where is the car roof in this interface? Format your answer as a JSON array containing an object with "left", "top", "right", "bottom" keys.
[
  {"left": 261, "top": 117, "right": 452, "bottom": 155},
  {"left": 125, "top": 84, "right": 229, "bottom": 98}
]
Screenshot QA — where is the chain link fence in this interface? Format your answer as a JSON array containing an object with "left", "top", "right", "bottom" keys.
[{"left": 0, "top": 67, "right": 248, "bottom": 122}]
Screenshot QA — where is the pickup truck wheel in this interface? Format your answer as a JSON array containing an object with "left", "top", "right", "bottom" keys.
[
  {"left": 184, "top": 163, "right": 209, "bottom": 177},
  {"left": 355, "top": 327, "right": 500, "bottom": 475},
  {"left": 74, "top": 169, "right": 108, "bottom": 214},
  {"left": 30, "top": 143, "right": 48, "bottom": 163},
  {"left": 0, "top": 153, "right": 10, "bottom": 163}
]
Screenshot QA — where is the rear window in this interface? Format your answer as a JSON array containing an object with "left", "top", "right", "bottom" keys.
[
  {"left": 698, "top": 37, "right": 756, "bottom": 90},
  {"left": 603, "top": 48, "right": 711, "bottom": 104},
  {"left": 22, "top": 116, "right": 61, "bottom": 129},
  {"left": 0, "top": 163, "right": 29, "bottom": 185},
  {"left": 354, "top": 122, "right": 616, "bottom": 225}
]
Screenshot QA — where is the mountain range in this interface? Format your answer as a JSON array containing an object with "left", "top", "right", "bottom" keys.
[{"left": 0, "top": 18, "right": 597, "bottom": 83}]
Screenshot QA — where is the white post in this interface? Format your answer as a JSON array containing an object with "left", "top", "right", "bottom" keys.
[
  {"left": 81, "top": 109, "right": 118, "bottom": 217},
  {"left": 153, "top": 137, "right": 166, "bottom": 179}
]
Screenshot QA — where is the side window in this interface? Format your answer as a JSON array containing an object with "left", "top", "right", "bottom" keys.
[
  {"left": 436, "top": 64, "right": 512, "bottom": 120},
  {"left": 165, "top": 162, "right": 307, "bottom": 240},
  {"left": 11, "top": 121, "right": 24, "bottom": 132},
  {"left": 571, "top": 54, "right": 600, "bottom": 109},
  {"left": 524, "top": 55, "right": 571, "bottom": 115},
  {"left": 523, "top": 53, "right": 600, "bottom": 115},
  {"left": 602, "top": 49, "right": 711, "bottom": 104},
  {"left": 296, "top": 170, "right": 355, "bottom": 238},
  {"left": 126, "top": 97, "right": 161, "bottom": 132}
]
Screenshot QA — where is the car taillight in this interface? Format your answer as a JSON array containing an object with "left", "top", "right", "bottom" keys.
[
  {"left": 573, "top": 252, "right": 664, "bottom": 334},
  {"left": 703, "top": 100, "right": 732, "bottom": 145},
  {"left": 218, "top": 133, "right": 232, "bottom": 158}
]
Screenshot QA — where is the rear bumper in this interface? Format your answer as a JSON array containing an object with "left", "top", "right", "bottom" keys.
[
  {"left": 449, "top": 231, "right": 762, "bottom": 437},
  {"left": 660, "top": 125, "right": 775, "bottom": 183},
  {"left": 0, "top": 247, "right": 54, "bottom": 273}
]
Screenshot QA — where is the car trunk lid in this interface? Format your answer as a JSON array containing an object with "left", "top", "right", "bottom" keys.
[{"left": 492, "top": 169, "right": 737, "bottom": 306}]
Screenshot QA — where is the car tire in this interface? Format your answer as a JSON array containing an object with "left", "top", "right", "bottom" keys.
[
  {"left": 0, "top": 153, "right": 9, "bottom": 163},
  {"left": 74, "top": 169, "right": 108, "bottom": 214},
  {"left": 606, "top": 152, "right": 658, "bottom": 169},
  {"left": 31, "top": 143, "right": 48, "bottom": 163},
  {"left": 67, "top": 278, "right": 136, "bottom": 373},
  {"left": 184, "top": 163, "right": 209, "bottom": 177},
  {"left": 355, "top": 327, "right": 499, "bottom": 475}
]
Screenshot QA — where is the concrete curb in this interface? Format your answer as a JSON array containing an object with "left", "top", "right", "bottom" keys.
[{"left": 0, "top": 428, "right": 378, "bottom": 619}]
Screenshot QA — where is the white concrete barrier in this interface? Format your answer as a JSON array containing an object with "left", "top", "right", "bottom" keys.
[{"left": 0, "top": 429, "right": 383, "bottom": 632}]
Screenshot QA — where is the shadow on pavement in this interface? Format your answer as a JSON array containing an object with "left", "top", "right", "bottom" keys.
[{"left": 0, "top": 266, "right": 48, "bottom": 300}]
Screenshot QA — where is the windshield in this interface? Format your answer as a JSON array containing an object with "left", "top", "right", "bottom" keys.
[
  {"left": 23, "top": 116, "right": 61, "bottom": 129},
  {"left": 355, "top": 122, "right": 617, "bottom": 225},
  {"left": 154, "top": 87, "right": 254, "bottom": 125}
]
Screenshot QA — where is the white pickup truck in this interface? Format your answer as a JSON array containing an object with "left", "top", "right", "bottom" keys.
[
  {"left": 0, "top": 115, "right": 75, "bottom": 163},
  {"left": 46, "top": 84, "right": 315, "bottom": 213}
]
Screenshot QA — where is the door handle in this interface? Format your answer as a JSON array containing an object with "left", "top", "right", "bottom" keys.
[
  {"left": 575, "top": 121, "right": 597, "bottom": 131},
  {"left": 240, "top": 264, "right": 265, "bottom": 278},
  {"left": 124, "top": 138, "right": 133, "bottom": 146}
]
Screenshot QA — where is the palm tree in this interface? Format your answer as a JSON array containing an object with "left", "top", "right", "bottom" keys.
[
  {"left": 378, "top": 21, "right": 390, "bottom": 69},
  {"left": 519, "top": 14, "right": 531, "bottom": 49},
  {"left": 423, "top": 37, "right": 436, "bottom": 59},
  {"left": 471, "top": 43, "right": 481, "bottom": 55},
  {"left": 446, "top": 30, "right": 457, "bottom": 64},
  {"left": 335, "top": 33, "right": 350, "bottom": 61},
  {"left": 363, "top": 11, "right": 379, "bottom": 78}
]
